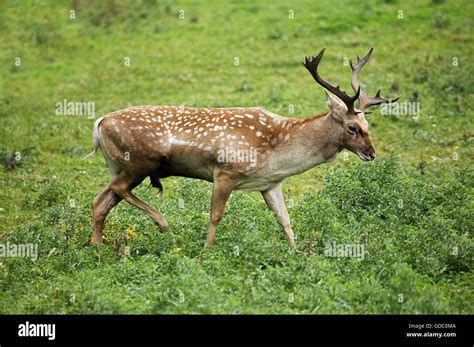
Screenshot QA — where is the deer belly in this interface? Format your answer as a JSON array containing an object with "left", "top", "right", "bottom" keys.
[
  {"left": 165, "top": 154, "right": 215, "bottom": 181},
  {"left": 235, "top": 175, "right": 284, "bottom": 191}
]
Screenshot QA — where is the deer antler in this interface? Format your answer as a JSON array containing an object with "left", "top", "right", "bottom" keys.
[
  {"left": 350, "top": 48, "right": 400, "bottom": 111},
  {"left": 303, "top": 48, "right": 360, "bottom": 115}
]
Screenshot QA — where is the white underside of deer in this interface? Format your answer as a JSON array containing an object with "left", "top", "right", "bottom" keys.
[{"left": 89, "top": 48, "right": 397, "bottom": 249}]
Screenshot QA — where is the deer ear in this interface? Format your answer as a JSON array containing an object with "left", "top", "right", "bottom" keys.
[{"left": 325, "top": 91, "right": 347, "bottom": 121}]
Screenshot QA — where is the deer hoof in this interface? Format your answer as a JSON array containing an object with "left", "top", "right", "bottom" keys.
[{"left": 155, "top": 220, "right": 169, "bottom": 232}]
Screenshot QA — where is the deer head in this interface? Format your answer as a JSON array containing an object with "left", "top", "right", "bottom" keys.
[{"left": 303, "top": 48, "right": 399, "bottom": 161}]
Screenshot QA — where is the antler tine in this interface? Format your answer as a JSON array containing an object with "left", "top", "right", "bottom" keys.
[
  {"left": 350, "top": 47, "right": 373, "bottom": 93},
  {"left": 350, "top": 48, "right": 400, "bottom": 111},
  {"left": 303, "top": 48, "right": 360, "bottom": 115},
  {"left": 360, "top": 92, "right": 400, "bottom": 110}
]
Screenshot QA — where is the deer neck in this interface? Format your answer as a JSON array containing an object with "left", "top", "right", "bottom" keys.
[{"left": 266, "top": 112, "right": 343, "bottom": 177}]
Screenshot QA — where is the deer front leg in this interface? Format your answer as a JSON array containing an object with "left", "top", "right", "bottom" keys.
[
  {"left": 261, "top": 183, "right": 296, "bottom": 249},
  {"left": 205, "top": 174, "right": 236, "bottom": 247}
]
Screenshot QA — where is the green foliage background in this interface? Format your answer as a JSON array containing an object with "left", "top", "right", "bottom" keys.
[{"left": 0, "top": 0, "right": 472, "bottom": 313}]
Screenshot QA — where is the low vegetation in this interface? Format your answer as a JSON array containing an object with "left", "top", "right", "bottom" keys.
[{"left": 0, "top": 0, "right": 472, "bottom": 313}]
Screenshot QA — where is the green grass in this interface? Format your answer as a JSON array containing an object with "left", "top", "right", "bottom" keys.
[{"left": 0, "top": 0, "right": 472, "bottom": 313}]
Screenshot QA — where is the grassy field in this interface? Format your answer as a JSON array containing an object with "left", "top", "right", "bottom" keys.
[{"left": 0, "top": 0, "right": 472, "bottom": 313}]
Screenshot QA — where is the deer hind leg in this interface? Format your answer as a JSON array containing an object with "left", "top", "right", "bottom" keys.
[
  {"left": 261, "top": 183, "right": 296, "bottom": 249},
  {"left": 109, "top": 173, "right": 169, "bottom": 231},
  {"left": 92, "top": 187, "right": 122, "bottom": 244},
  {"left": 205, "top": 174, "right": 236, "bottom": 248}
]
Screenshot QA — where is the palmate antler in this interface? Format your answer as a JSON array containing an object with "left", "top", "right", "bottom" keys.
[
  {"left": 303, "top": 48, "right": 360, "bottom": 115},
  {"left": 350, "top": 48, "right": 400, "bottom": 111}
]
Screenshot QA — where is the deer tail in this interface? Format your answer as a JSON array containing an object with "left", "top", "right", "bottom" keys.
[{"left": 85, "top": 116, "right": 105, "bottom": 158}]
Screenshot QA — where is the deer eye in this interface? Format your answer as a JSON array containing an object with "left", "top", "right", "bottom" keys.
[{"left": 348, "top": 125, "right": 358, "bottom": 134}]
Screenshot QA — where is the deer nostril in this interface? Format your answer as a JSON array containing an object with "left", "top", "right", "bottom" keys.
[{"left": 370, "top": 153, "right": 376, "bottom": 161}]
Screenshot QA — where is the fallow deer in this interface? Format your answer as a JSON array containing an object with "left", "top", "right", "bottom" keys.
[{"left": 89, "top": 48, "right": 398, "bottom": 249}]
